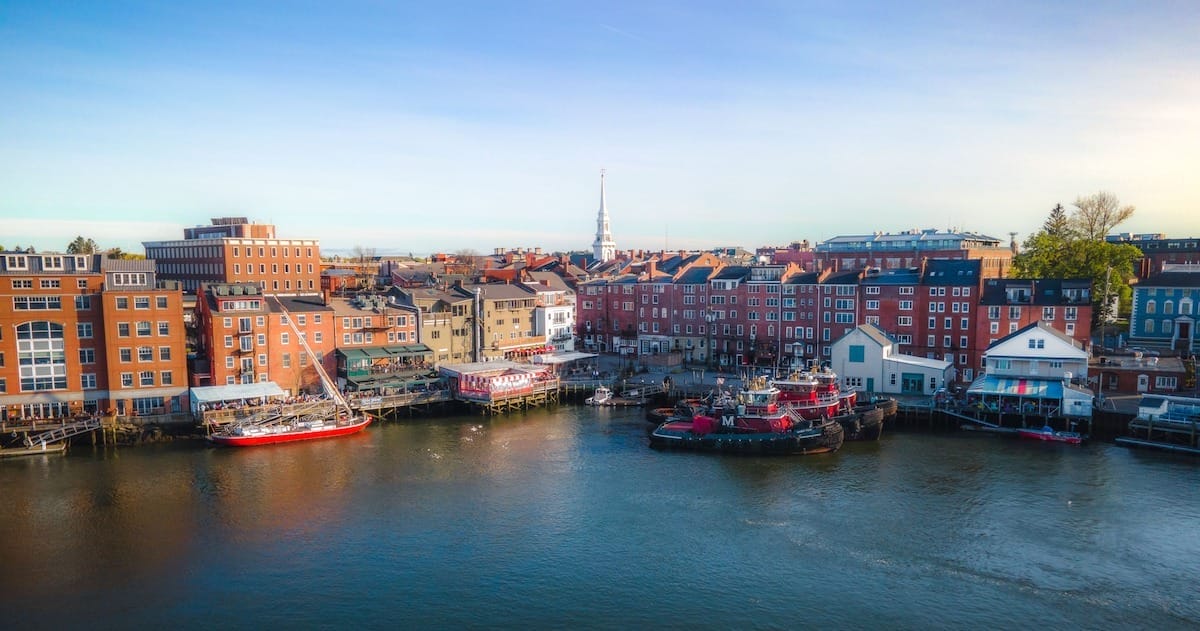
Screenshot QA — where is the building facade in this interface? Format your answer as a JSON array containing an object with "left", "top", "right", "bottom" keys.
[
  {"left": 0, "top": 252, "right": 187, "bottom": 421},
  {"left": 143, "top": 217, "right": 321, "bottom": 294}
]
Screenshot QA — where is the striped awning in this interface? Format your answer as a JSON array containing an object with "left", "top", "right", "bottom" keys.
[{"left": 967, "top": 375, "right": 1063, "bottom": 399}]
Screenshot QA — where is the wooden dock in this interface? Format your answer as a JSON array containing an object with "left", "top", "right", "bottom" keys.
[
  {"left": 0, "top": 441, "right": 68, "bottom": 459},
  {"left": 458, "top": 381, "right": 561, "bottom": 415}
]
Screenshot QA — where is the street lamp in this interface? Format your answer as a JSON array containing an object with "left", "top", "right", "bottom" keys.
[{"left": 705, "top": 310, "right": 717, "bottom": 370}]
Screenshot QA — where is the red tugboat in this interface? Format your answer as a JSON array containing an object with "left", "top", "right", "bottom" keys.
[
  {"left": 773, "top": 367, "right": 890, "bottom": 441},
  {"left": 773, "top": 368, "right": 857, "bottom": 419},
  {"left": 649, "top": 378, "right": 843, "bottom": 455},
  {"left": 209, "top": 298, "right": 372, "bottom": 447}
]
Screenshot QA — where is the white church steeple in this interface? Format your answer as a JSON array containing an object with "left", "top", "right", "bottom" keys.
[{"left": 592, "top": 169, "right": 617, "bottom": 263}]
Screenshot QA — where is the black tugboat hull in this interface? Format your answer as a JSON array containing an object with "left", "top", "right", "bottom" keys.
[
  {"left": 839, "top": 405, "right": 886, "bottom": 441},
  {"left": 649, "top": 422, "right": 844, "bottom": 455}
]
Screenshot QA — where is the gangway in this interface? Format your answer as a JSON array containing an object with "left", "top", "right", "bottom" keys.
[
  {"left": 938, "top": 407, "right": 1007, "bottom": 430},
  {"left": 24, "top": 417, "right": 102, "bottom": 447}
]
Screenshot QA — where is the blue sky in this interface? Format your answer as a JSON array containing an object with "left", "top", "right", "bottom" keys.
[{"left": 2, "top": 1, "right": 1197, "bottom": 255}]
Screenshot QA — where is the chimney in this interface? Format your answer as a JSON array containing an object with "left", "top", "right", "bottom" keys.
[{"left": 648, "top": 259, "right": 657, "bottom": 277}]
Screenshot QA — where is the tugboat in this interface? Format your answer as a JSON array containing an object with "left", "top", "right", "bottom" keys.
[
  {"left": 773, "top": 368, "right": 857, "bottom": 419},
  {"left": 649, "top": 377, "right": 844, "bottom": 455},
  {"left": 834, "top": 402, "right": 887, "bottom": 442}
]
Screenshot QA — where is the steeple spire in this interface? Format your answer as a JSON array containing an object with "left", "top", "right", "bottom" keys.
[{"left": 592, "top": 169, "right": 616, "bottom": 263}]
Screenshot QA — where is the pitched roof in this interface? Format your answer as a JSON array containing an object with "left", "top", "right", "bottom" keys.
[{"left": 987, "top": 320, "right": 1081, "bottom": 351}]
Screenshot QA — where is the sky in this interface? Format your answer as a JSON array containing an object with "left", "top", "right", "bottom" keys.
[{"left": 2, "top": 1, "right": 1198, "bottom": 256}]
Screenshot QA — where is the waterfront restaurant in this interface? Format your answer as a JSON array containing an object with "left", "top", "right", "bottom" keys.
[
  {"left": 438, "top": 361, "right": 555, "bottom": 403},
  {"left": 334, "top": 343, "right": 436, "bottom": 393},
  {"left": 968, "top": 321, "right": 1094, "bottom": 418}
]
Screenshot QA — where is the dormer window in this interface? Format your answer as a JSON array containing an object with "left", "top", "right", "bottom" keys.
[
  {"left": 74, "top": 256, "right": 88, "bottom": 270},
  {"left": 5, "top": 255, "right": 28, "bottom": 270},
  {"left": 42, "top": 255, "right": 64, "bottom": 270}
]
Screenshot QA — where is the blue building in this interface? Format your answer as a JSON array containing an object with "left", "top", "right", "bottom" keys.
[{"left": 1129, "top": 264, "right": 1199, "bottom": 354}]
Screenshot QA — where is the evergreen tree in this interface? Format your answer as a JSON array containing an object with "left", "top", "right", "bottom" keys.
[{"left": 66, "top": 236, "right": 99, "bottom": 254}]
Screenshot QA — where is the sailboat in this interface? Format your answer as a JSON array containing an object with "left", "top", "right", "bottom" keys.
[{"left": 209, "top": 297, "right": 372, "bottom": 447}]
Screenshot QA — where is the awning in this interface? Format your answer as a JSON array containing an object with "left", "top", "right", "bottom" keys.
[
  {"left": 335, "top": 348, "right": 371, "bottom": 361},
  {"left": 191, "top": 382, "right": 287, "bottom": 406},
  {"left": 385, "top": 344, "right": 432, "bottom": 357},
  {"left": 967, "top": 375, "right": 1063, "bottom": 399},
  {"left": 532, "top": 351, "right": 599, "bottom": 365}
]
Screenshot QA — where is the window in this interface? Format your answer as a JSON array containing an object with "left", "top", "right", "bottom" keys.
[
  {"left": 1042, "top": 307, "right": 1055, "bottom": 320},
  {"left": 75, "top": 295, "right": 92, "bottom": 310},
  {"left": 281, "top": 332, "right": 290, "bottom": 345},
  {"left": 81, "top": 374, "right": 97, "bottom": 389},
  {"left": 136, "top": 321, "right": 151, "bottom": 336},
  {"left": 78, "top": 322, "right": 93, "bottom": 339},
  {"left": 240, "top": 336, "right": 253, "bottom": 352},
  {"left": 1027, "top": 338, "right": 1045, "bottom": 349},
  {"left": 116, "top": 296, "right": 129, "bottom": 309},
  {"left": 282, "top": 353, "right": 291, "bottom": 368},
  {"left": 849, "top": 345, "right": 865, "bottom": 363},
  {"left": 13, "top": 296, "right": 62, "bottom": 310},
  {"left": 1155, "top": 376, "right": 1178, "bottom": 389},
  {"left": 899, "top": 300, "right": 913, "bottom": 311},
  {"left": 159, "top": 347, "right": 171, "bottom": 361},
  {"left": 257, "top": 333, "right": 266, "bottom": 346},
  {"left": 16, "top": 322, "right": 66, "bottom": 391},
  {"left": 79, "top": 348, "right": 95, "bottom": 364},
  {"left": 121, "top": 373, "right": 134, "bottom": 388},
  {"left": 158, "top": 321, "right": 169, "bottom": 336},
  {"left": 134, "top": 297, "right": 150, "bottom": 309},
  {"left": 897, "top": 316, "right": 912, "bottom": 326},
  {"left": 258, "top": 354, "right": 267, "bottom": 366},
  {"left": 119, "top": 348, "right": 132, "bottom": 362},
  {"left": 138, "top": 346, "right": 153, "bottom": 362},
  {"left": 157, "top": 296, "right": 168, "bottom": 309},
  {"left": 140, "top": 371, "right": 155, "bottom": 386}
]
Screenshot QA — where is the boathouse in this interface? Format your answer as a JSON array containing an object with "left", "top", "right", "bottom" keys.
[{"left": 830, "top": 324, "right": 954, "bottom": 395}]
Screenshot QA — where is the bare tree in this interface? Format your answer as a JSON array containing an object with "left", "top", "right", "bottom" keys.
[{"left": 1072, "top": 191, "right": 1135, "bottom": 241}]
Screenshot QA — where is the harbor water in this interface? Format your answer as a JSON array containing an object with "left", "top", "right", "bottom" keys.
[{"left": 2, "top": 406, "right": 1198, "bottom": 629}]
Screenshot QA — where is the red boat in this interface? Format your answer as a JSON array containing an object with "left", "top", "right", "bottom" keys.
[
  {"left": 649, "top": 378, "right": 844, "bottom": 455},
  {"left": 1017, "top": 426, "right": 1083, "bottom": 445},
  {"left": 209, "top": 412, "right": 372, "bottom": 447},
  {"left": 773, "top": 368, "right": 857, "bottom": 420},
  {"left": 209, "top": 297, "right": 372, "bottom": 447}
]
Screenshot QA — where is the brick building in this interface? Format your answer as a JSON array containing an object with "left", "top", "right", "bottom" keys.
[
  {"left": 0, "top": 252, "right": 187, "bottom": 421},
  {"left": 814, "top": 228, "right": 1013, "bottom": 278},
  {"left": 143, "top": 217, "right": 321, "bottom": 294}
]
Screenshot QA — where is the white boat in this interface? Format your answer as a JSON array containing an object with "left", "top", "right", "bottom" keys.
[{"left": 585, "top": 386, "right": 614, "bottom": 405}]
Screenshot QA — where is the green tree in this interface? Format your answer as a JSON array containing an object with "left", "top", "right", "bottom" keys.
[
  {"left": 66, "top": 236, "right": 99, "bottom": 254},
  {"left": 1012, "top": 196, "right": 1141, "bottom": 325}
]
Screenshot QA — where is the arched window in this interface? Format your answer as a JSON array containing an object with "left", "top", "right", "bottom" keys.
[
  {"left": 1181, "top": 298, "right": 1193, "bottom": 315},
  {"left": 1146, "top": 300, "right": 1156, "bottom": 314},
  {"left": 1164, "top": 301, "right": 1175, "bottom": 315},
  {"left": 17, "top": 321, "right": 67, "bottom": 391}
]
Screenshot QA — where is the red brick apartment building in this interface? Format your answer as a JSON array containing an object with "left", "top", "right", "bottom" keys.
[
  {"left": 0, "top": 252, "right": 188, "bottom": 421},
  {"left": 143, "top": 217, "right": 321, "bottom": 294},
  {"left": 192, "top": 285, "right": 422, "bottom": 395}
]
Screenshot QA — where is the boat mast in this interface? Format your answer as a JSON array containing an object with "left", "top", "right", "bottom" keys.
[{"left": 271, "top": 296, "right": 351, "bottom": 414}]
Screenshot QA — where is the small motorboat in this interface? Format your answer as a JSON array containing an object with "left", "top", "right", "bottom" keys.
[
  {"left": 585, "top": 387, "right": 614, "bottom": 406},
  {"left": 1017, "top": 425, "right": 1083, "bottom": 445}
]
